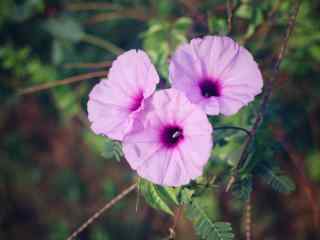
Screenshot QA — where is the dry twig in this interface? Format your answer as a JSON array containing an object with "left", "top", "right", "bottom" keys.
[
  {"left": 18, "top": 71, "right": 108, "bottom": 96},
  {"left": 226, "top": 0, "right": 233, "bottom": 34},
  {"left": 65, "top": 2, "right": 117, "bottom": 11},
  {"left": 66, "top": 183, "right": 137, "bottom": 240},
  {"left": 63, "top": 61, "right": 112, "bottom": 69},
  {"left": 245, "top": 199, "right": 252, "bottom": 240}
]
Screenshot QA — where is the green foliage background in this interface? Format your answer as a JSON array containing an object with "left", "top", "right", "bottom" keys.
[{"left": 1, "top": 0, "right": 320, "bottom": 239}]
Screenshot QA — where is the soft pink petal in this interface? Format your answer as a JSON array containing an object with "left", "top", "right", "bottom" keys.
[
  {"left": 136, "top": 148, "right": 171, "bottom": 185},
  {"left": 162, "top": 149, "right": 190, "bottom": 186},
  {"left": 108, "top": 49, "right": 159, "bottom": 98},
  {"left": 87, "top": 99, "right": 132, "bottom": 140}
]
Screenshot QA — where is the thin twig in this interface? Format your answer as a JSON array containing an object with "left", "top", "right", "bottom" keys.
[
  {"left": 245, "top": 198, "right": 252, "bottom": 240},
  {"left": 214, "top": 126, "right": 251, "bottom": 136},
  {"left": 63, "top": 61, "right": 112, "bottom": 69},
  {"left": 17, "top": 71, "right": 108, "bottom": 96},
  {"left": 226, "top": 0, "right": 301, "bottom": 191},
  {"left": 168, "top": 207, "right": 182, "bottom": 240},
  {"left": 86, "top": 10, "right": 149, "bottom": 24},
  {"left": 82, "top": 34, "right": 123, "bottom": 55},
  {"left": 66, "top": 183, "right": 137, "bottom": 240},
  {"left": 226, "top": 0, "right": 233, "bottom": 34},
  {"left": 65, "top": 2, "right": 118, "bottom": 11},
  {"left": 135, "top": 178, "right": 141, "bottom": 212},
  {"left": 241, "top": 0, "right": 284, "bottom": 45}
]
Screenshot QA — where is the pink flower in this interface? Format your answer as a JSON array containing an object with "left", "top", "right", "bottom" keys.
[
  {"left": 87, "top": 50, "right": 159, "bottom": 140},
  {"left": 169, "top": 36, "right": 263, "bottom": 116},
  {"left": 123, "top": 89, "right": 213, "bottom": 187}
]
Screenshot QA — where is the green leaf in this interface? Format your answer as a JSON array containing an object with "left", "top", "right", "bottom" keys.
[
  {"left": 52, "top": 40, "right": 64, "bottom": 64},
  {"left": 181, "top": 189, "right": 234, "bottom": 240},
  {"left": 173, "top": 17, "right": 192, "bottom": 32},
  {"left": 138, "top": 179, "right": 178, "bottom": 215},
  {"left": 255, "top": 164, "right": 296, "bottom": 193},
  {"left": 44, "top": 17, "right": 85, "bottom": 42},
  {"left": 208, "top": 17, "right": 228, "bottom": 35}
]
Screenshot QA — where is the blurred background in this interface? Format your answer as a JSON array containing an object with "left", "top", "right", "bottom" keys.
[{"left": 1, "top": 0, "right": 320, "bottom": 239}]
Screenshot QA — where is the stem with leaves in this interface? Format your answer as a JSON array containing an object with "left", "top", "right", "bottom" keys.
[{"left": 226, "top": 0, "right": 301, "bottom": 191}]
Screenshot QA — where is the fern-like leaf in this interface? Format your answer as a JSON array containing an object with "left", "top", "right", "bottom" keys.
[
  {"left": 181, "top": 189, "right": 234, "bottom": 240},
  {"left": 256, "top": 164, "right": 295, "bottom": 193}
]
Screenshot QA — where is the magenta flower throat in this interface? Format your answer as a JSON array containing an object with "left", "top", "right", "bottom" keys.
[
  {"left": 198, "top": 78, "right": 221, "bottom": 98},
  {"left": 160, "top": 125, "right": 184, "bottom": 148},
  {"left": 129, "top": 91, "right": 144, "bottom": 112}
]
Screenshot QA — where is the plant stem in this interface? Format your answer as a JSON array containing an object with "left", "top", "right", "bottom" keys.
[
  {"left": 63, "top": 61, "right": 112, "bottom": 69},
  {"left": 66, "top": 183, "right": 137, "bottom": 240},
  {"left": 82, "top": 34, "right": 123, "bottom": 55},
  {"left": 65, "top": 2, "right": 118, "bottom": 11},
  {"left": 245, "top": 198, "right": 252, "bottom": 240},
  {"left": 17, "top": 71, "right": 108, "bottom": 95},
  {"left": 226, "top": 0, "right": 233, "bottom": 34},
  {"left": 226, "top": 0, "right": 301, "bottom": 191},
  {"left": 214, "top": 126, "right": 251, "bottom": 136}
]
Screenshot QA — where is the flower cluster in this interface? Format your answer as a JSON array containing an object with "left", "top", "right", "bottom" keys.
[{"left": 88, "top": 36, "right": 263, "bottom": 187}]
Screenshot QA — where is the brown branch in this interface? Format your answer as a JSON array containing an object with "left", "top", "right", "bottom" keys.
[
  {"left": 245, "top": 198, "right": 252, "bottom": 240},
  {"left": 66, "top": 183, "right": 137, "bottom": 240},
  {"left": 65, "top": 2, "right": 118, "bottom": 11},
  {"left": 226, "top": 0, "right": 233, "bottom": 34},
  {"left": 226, "top": 0, "right": 301, "bottom": 191},
  {"left": 82, "top": 34, "right": 123, "bottom": 55},
  {"left": 85, "top": 9, "right": 149, "bottom": 25},
  {"left": 17, "top": 71, "right": 108, "bottom": 96},
  {"left": 167, "top": 207, "right": 182, "bottom": 240},
  {"left": 63, "top": 61, "right": 112, "bottom": 69}
]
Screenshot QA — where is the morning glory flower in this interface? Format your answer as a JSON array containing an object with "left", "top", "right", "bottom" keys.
[
  {"left": 169, "top": 36, "right": 263, "bottom": 116},
  {"left": 123, "top": 89, "right": 213, "bottom": 187},
  {"left": 87, "top": 50, "right": 159, "bottom": 140}
]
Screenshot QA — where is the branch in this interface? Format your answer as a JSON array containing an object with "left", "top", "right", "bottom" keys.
[
  {"left": 63, "top": 61, "right": 112, "bottom": 69},
  {"left": 17, "top": 71, "right": 108, "bottom": 96},
  {"left": 65, "top": 2, "right": 118, "bottom": 11},
  {"left": 226, "top": 0, "right": 301, "bottom": 191},
  {"left": 82, "top": 34, "right": 123, "bottom": 55},
  {"left": 167, "top": 207, "right": 182, "bottom": 239},
  {"left": 66, "top": 183, "right": 137, "bottom": 240},
  {"left": 85, "top": 9, "right": 149, "bottom": 24},
  {"left": 245, "top": 198, "right": 252, "bottom": 240},
  {"left": 226, "top": 0, "right": 233, "bottom": 34}
]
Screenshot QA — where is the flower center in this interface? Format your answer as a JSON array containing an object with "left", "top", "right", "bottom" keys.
[
  {"left": 129, "top": 91, "right": 144, "bottom": 112},
  {"left": 161, "top": 125, "right": 184, "bottom": 148},
  {"left": 199, "top": 78, "right": 221, "bottom": 98}
]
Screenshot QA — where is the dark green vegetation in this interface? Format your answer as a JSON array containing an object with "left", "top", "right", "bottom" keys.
[{"left": 1, "top": 0, "right": 320, "bottom": 239}]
